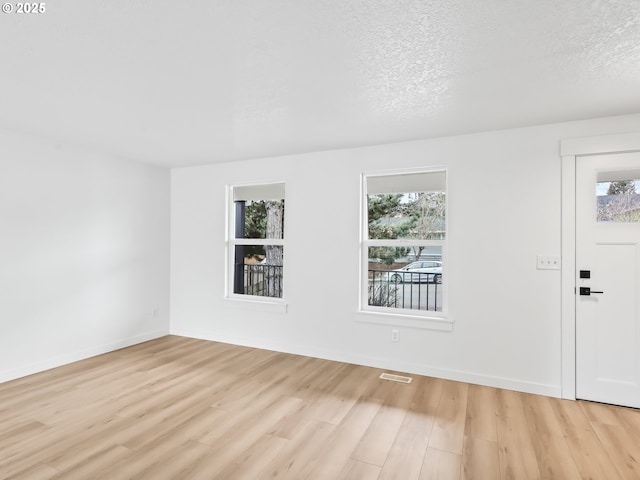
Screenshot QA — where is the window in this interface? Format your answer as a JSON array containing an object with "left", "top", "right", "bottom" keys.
[
  {"left": 596, "top": 172, "right": 640, "bottom": 222},
  {"left": 362, "top": 169, "right": 446, "bottom": 317},
  {"left": 228, "top": 183, "right": 285, "bottom": 299}
]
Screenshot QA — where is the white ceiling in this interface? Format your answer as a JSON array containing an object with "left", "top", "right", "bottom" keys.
[{"left": 1, "top": 1, "right": 639, "bottom": 168}]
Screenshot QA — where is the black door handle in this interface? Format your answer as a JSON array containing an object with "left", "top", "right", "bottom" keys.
[{"left": 579, "top": 287, "right": 604, "bottom": 296}]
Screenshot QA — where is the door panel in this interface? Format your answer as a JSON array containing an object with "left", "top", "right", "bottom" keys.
[
  {"left": 576, "top": 152, "right": 640, "bottom": 408},
  {"left": 594, "top": 243, "right": 636, "bottom": 383}
]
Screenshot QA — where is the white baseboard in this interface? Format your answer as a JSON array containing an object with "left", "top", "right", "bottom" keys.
[
  {"left": 170, "top": 328, "right": 561, "bottom": 398},
  {"left": 0, "top": 329, "right": 169, "bottom": 384},
  {"left": 347, "top": 354, "right": 561, "bottom": 398}
]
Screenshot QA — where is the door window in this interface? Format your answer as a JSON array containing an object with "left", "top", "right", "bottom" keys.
[{"left": 596, "top": 171, "right": 640, "bottom": 222}]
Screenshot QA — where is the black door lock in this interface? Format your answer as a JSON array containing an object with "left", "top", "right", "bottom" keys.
[{"left": 580, "top": 287, "right": 604, "bottom": 296}]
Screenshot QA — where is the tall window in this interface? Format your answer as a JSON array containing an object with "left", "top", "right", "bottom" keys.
[
  {"left": 228, "top": 183, "right": 285, "bottom": 299},
  {"left": 362, "top": 169, "right": 446, "bottom": 315}
]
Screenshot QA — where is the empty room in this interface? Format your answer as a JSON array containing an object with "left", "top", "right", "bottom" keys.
[{"left": 2, "top": 1, "right": 640, "bottom": 479}]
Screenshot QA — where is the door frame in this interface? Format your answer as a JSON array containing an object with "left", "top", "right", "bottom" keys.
[{"left": 560, "top": 132, "right": 640, "bottom": 400}]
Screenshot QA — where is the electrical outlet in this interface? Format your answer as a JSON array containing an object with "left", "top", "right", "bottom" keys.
[
  {"left": 151, "top": 308, "right": 159, "bottom": 318},
  {"left": 391, "top": 329, "right": 399, "bottom": 342},
  {"left": 537, "top": 255, "right": 561, "bottom": 270}
]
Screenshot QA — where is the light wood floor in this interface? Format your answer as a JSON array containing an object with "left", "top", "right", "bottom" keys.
[{"left": 1, "top": 336, "right": 640, "bottom": 479}]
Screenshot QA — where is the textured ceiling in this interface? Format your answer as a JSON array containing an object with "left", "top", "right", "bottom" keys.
[{"left": 1, "top": 0, "right": 639, "bottom": 167}]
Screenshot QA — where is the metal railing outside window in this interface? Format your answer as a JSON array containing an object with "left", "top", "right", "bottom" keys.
[
  {"left": 368, "top": 269, "right": 441, "bottom": 311},
  {"left": 242, "top": 264, "right": 283, "bottom": 298}
]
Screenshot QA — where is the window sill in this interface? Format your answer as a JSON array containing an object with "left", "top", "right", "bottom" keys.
[
  {"left": 355, "top": 310, "right": 453, "bottom": 331},
  {"left": 223, "top": 297, "right": 288, "bottom": 314}
]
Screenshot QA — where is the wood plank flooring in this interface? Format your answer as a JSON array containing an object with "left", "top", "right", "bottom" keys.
[{"left": 1, "top": 335, "right": 639, "bottom": 479}]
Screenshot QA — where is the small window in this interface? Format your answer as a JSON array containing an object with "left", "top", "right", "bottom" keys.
[
  {"left": 596, "top": 172, "right": 640, "bottom": 222},
  {"left": 228, "top": 183, "right": 285, "bottom": 299},
  {"left": 362, "top": 169, "right": 446, "bottom": 316}
]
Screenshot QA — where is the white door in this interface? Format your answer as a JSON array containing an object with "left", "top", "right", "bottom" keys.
[{"left": 576, "top": 152, "right": 640, "bottom": 408}]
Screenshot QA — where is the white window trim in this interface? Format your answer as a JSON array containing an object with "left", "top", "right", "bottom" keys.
[
  {"left": 358, "top": 167, "right": 451, "bottom": 329},
  {"left": 225, "top": 182, "right": 287, "bottom": 309}
]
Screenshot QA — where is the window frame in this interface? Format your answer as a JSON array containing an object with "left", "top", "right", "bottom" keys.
[
  {"left": 225, "top": 182, "right": 286, "bottom": 307},
  {"left": 359, "top": 167, "right": 450, "bottom": 326}
]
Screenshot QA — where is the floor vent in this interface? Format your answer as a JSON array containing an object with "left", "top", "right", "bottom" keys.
[{"left": 379, "top": 373, "right": 413, "bottom": 384}]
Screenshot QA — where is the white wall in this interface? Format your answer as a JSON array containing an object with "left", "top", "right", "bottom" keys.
[
  {"left": 170, "top": 113, "right": 640, "bottom": 397},
  {"left": 0, "top": 130, "right": 170, "bottom": 382}
]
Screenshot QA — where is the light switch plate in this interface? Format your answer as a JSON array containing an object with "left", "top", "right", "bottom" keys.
[{"left": 537, "top": 255, "right": 561, "bottom": 270}]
